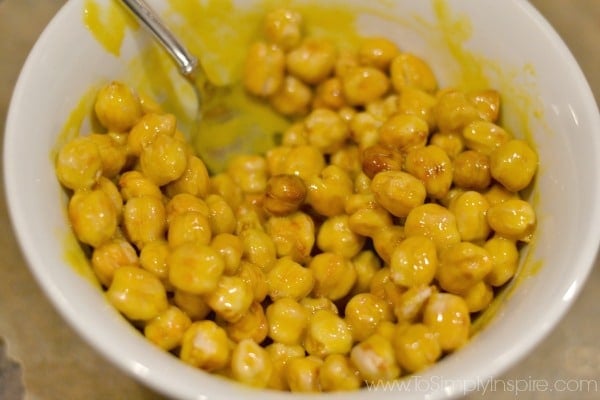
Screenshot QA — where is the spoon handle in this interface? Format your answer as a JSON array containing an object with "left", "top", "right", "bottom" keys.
[{"left": 120, "top": 0, "right": 198, "bottom": 77}]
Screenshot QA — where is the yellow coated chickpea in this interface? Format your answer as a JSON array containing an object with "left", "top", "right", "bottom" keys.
[
  {"left": 312, "top": 77, "right": 346, "bottom": 110},
  {"left": 227, "top": 154, "right": 268, "bottom": 195},
  {"left": 390, "top": 236, "right": 438, "bottom": 288},
  {"left": 342, "top": 66, "right": 390, "bottom": 106},
  {"left": 118, "top": 170, "right": 162, "bottom": 201},
  {"left": 429, "top": 131, "right": 464, "bottom": 160},
  {"left": 462, "top": 120, "right": 512, "bottom": 156},
  {"left": 266, "top": 257, "right": 314, "bottom": 301},
  {"left": 309, "top": 252, "right": 357, "bottom": 301},
  {"left": 434, "top": 89, "right": 480, "bottom": 132},
  {"left": 466, "top": 89, "right": 501, "bottom": 122},
  {"left": 203, "top": 194, "right": 236, "bottom": 235},
  {"left": 281, "top": 122, "right": 308, "bottom": 146},
  {"left": 277, "top": 145, "right": 326, "bottom": 180},
  {"left": 319, "top": 354, "right": 361, "bottom": 392},
  {"left": 205, "top": 275, "right": 253, "bottom": 323},
  {"left": 490, "top": 139, "right": 538, "bottom": 192},
  {"left": 180, "top": 320, "right": 230, "bottom": 371},
  {"left": 167, "top": 243, "right": 225, "bottom": 295},
  {"left": 144, "top": 305, "right": 192, "bottom": 351},
  {"left": 450, "top": 190, "right": 491, "bottom": 243},
  {"left": 165, "top": 193, "right": 208, "bottom": 224},
  {"left": 167, "top": 211, "right": 212, "bottom": 248},
  {"left": 106, "top": 266, "right": 168, "bottom": 321},
  {"left": 304, "top": 309, "right": 353, "bottom": 358},
  {"left": 347, "top": 202, "right": 393, "bottom": 238},
  {"left": 56, "top": 136, "right": 102, "bottom": 191},
  {"left": 173, "top": 290, "right": 211, "bottom": 321},
  {"left": 423, "top": 292, "right": 471, "bottom": 351},
  {"left": 484, "top": 235, "right": 520, "bottom": 287},
  {"left": 349, "top": 111, "right": 381, "bottom": 149},
  {"left": 263, "top": 8, "right": 303, "bottom": 50},
  {"left": 209, "top": 172, "right": 244, "bottom": 210},
  {"left": 285, "top": 355, "right": 323, "bottom": 393},
  {"left": 370, "top": 170, "right": 427, "bottom": 218},
  {"left": 453, "top": 150, "right": 492, "bottom": 190},
  {"left": 350, "top": 333, "right": 401, "bottom": 382},
  {"left": 404, "top": 145, "right": 453, "bottom": 199},
  {"left": 225, "top": 301, "right": 269, "bottom": 343},
  {"left": 269, "top": 75, "right": 312, "bottom": 117},
  {"left": 286, "top": 37, "right": 337, "bottom": 85},
  {"left": 210, "top": 233, "right": 243, "bottom": 275},
  {"left": 393, "top": 285, "right": 436, "bottom": 323},
  {"left": 351, "top": 250, "right": 382, "bottom": 295},
  {"left": 127, "top": 113, "right": 177, "bottom": 156},
  {"left": 266, "top": 297, "right": 310, "bottom": 345},
  {"left": 360, "top": 143, "right": 403, "bottom": 179},
  {"left": 483, "top": 183, "right": 520, "bottom": 206},
  {"left": 244, "top": 41, "right": 286, "bottom": 97},
  {"left": 317, "top": 215, "right": 366, "bottom": 259},
  {"left": 265, "top": 212, "right": 314, "bottom": 264},
  {"left": 358, "top": 36, "right": 400, "bottom": 70},
  {"left": 390, "top": 52, "right": 437, "bottom": 93},
  {"left": 123, "top": 196, "right": 167, "bottom": 250},
  {"left": 91, "top": 238, "right": 139, "bottom": 287},
  {"left": 344, "top": 293, "right": 393, "bottom": 342},
  {"left": 95, "top": 177, "right": 123, "bottom": 223},
  {"left": 487, "top": 198, "right": 536, "bottom": 241},
  {"left": 462, "top": 280, "right": 494, "bottom": 312},
  {"left": 240, "top": 228, "right": 277, "bottom": 272},
  {"left": 369, "top": 267, "right": 404, "bottom": 308},
  {"left": 139, "top": 240, "right": 170, "bottom": 281},
  {"left": 393, "top": 323, "right": 441, "bottom": 373},
  {"left": 165, "top": 155, "right": 210, "bottom": 198},
  {"left": 306, "top": 164, "right": 354, "bottom": 217},
  {"left": 379, "top": 114, "right": 429, "bottom": 154},
  {"left": 88, "top": 133, "right": 127, "bottom": 179},
  {"left": 397, "top": 87, "right": 438, "bottom": 128},
  {"left": 300, "top": 297, "right": 339, "bottom": 315},
  {"left": 238, "top": 261, "right": 269, "bottom": 303},
  {"left": 139, "top": 133, "right": 187, "bottom": 187},
  {"left": 265, "top": 343, "right": 306, "bottom": 390},
  {"left": 231, "top": 338, "right": 273, "bottom": 388},
  {"left": 94, "top": 81, "right": 142, "bottom": 132},
  {"left": 304, "top": 108, "right": 349, "bottom": 154},
  {"left": 68, "top": 189, "right": 118, "bottom": 248},
  {"left": 404, "top": 203, "right": 461, "bottom": 251},
  {"left": 263, "top": 174, "right": 307, "bottom": 217},
  {"left": 436, "top": 241, "right": 493, "bottom": 295},
  {"left": 371, "top": 225, "right": 405, "bottom": 265}
]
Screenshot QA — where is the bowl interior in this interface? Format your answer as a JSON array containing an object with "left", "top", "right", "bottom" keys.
[{"left": 4, "top": 0, "right": 600, "bottom": 399}]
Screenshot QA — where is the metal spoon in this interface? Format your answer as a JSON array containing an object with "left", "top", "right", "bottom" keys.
[{"left": 120, "top": 0, "right": 289, "bottom": 173}]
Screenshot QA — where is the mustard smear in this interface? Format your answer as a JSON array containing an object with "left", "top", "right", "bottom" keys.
[{"left": 82, "top": 0, "right": 137, "bottom": 56}]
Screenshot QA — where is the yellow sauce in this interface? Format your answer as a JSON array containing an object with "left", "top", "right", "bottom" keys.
[{"left": 69, "top": 0, "right": 544, "bottom": 330}]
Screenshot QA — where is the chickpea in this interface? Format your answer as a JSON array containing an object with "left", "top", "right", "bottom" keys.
[
  {"left": 144, "top": 306, "right": 192, "bottom": 351},
  {"left": 263, "top": 8, "right": 303, "bottom": 50},
  {"left": 466, "top": 89, "right": 501, "bottom": 122},
  {"left": 244, "top": 41, "right": 286, "bottom": 97},
  {"left": 94, "top": 81, "right": 142, "bottom": 132},
  {"left": 371, "top": 225, "right": 406, "bottom": 265},
  {"left": 226, "top": 301, "right": 269, "bottom": 343},
  {"left": 404, "top": 203, "right": 461, "bottom": 251},
  {"left": 434, "top": 89, "right": 480, "bottom": 132},
  {"left": 393, "top": 323, "right": 441, "bottom": 373},
  {"left": 266, "top": 256, "right": 314, "bottom": 301},
  {"left": 397, "top": 87, "right": 437, "bottom": 128},
  {"left": 370, "top": 170, "right": 427, "bottom": 218},
  {"left": 350, "top": 333, "right": 400, "bottom": 382},
  {"left": 300, "top": 297, "right": 339, "bottom": 315},
  {"left": 378, "top": 114, "right": 429, "bottom": 154},
  {"left": 487, "top": 198, "right": 536, "bottom": 241},
  {"left": 423, "top": 293, "right": 470, "bottom": 351},
  {"left": 304, "top": 310, "right": 353, "bottom": 358},
  {"left": 265, "top": 343, "right": 305, "bottom": 390},
  {"left": 226, "top": 154, "right": 268, "bottom": 195},
  {"left": 319, "top": 354, "right": 361, "bottom": 392},
  {"left": 306, "top": 165, "right": 353, "bottom": 217},
  {"left": 358, "top": 36, "right": 400, "bottom": 70},
  {"left": 390, "top": 53, "right": 437, "bottom": 93},
  {"left": 173, "top": 290, "right": 211, "bottom": 321},
  {"left": 164, "top": 155, "right": 210, "bottom": 198},
  {"left": 490, "top": 139, "right": 538, "bottom": 192},
  {"left": 68, "top": 188, "right": 118, "bottom": 248},
  {"left": 344, "top": 293, "right": 393, "bottom": 342},
  {"left": 237, "top": 261, "right": 269, "bottom": 303},
  {"left": 462, "top": 120, "right": 511, "bottom": 156},
  {"left": 209, "top": 172, "right": 244, "bottom": 210},
  {"left": 484, "top": 182, "right": 520, "bottom": 206},
  {"left": 347, "top": 200, "right": 393, "bottom": 238},
  {"left": 180, "top": 320, "right": 230, "bottom": 371},
  {"left": 317, "top": 215, "right": 366, "bottom": 259},
  {"left": 369, "top": 267, "right": 405, "bottom": 309},
  {"left": 127, "top": 113, "right": 177, "bottom": 156},
  {"left": 205, "top": 275, "right": 253, "bottom": 323},
  {"left": 349, "top": 111, "right": 382, "bottom": 149},
  {"left": 393, "top": 285, "right": 436, "bottom": 323},
  {"left": 312, "top": 77, "right": 345, "bottom": 110},
  {"left": 269, "top": 75, "right": 312, "bottom": 117},
  {"left": 286, "top": 38, "right": 337, "bottom": 85},
  {"left": 139, "top": 240, "right": 170, "bottom": 281},
  {"left": 351, "top": 250, "right": 382, "bottom": 295},
  {"left": 118, "top": 170, "right": 162, "bottom": 201},
  {"left": 265, "top": 212, "right": 314, "bottom": 264},
  {"left": 330, "top": 144, "right": 362, "bottom": 176},
  {"left": 205, "top": 194, "right": 237, "bottom": 235},
  {"left": 309, "top": 252, "right": 356, "bottom": 301},
  {"left": 484, "top": 235, "right": 520, "bottom": 287},
  {"left": 436, "top": 242, "right": 493, "bottom": 295},
  {"left": 281, "top": 122, "right": 308, "bottom": 146},
  {"left": 239, "top": 228, "right": 277, "bottom": 272},
  {"left": 276, "top": 145, "right": 326, "bottom": 180},
  {"left": 451, "top": 190, "right": 491, "bottom": 242},
  {"left": 285, "top": 355, "right": 323, "bottom": 392},
  {"left": 453, "top": 150, "right": 492, "bottom": 190},
  {"left": 167, "top": 211, "right": 212, "bottom": 248},
  {"left": 167, "top": 243, "right": 224, "bottom": 295},
  {"left": 123, "top": 196, "right": 167, "bottom": 250},
  {"left": 462, "top": 280, "right": 494, "bottom": 312},
  {"left": 361, "top": 144, "right": 403, "bottom": 179},
  {"left": 304, "top": 108, "right": 349, "bottom": 154},
  {"left": 342, "top": 66, "right": 390, "bottom": 106},
  {"left": 231, "top": 338, "right": 273, "bottom": 388},
  {"left": 88, "top": 133, "right": 127, "bottom": 179},
  {"left": 139, "top": 133, "right": 187, "bottom": 187},
  {"left": 210, "top": 233, "right": 243, "bottom": 275},
  {"left": 429, "top": 131, "right": 464, "bottom": 160},
  {"left": 56, "top": 136, "right": 102, "bottom": 191},
  {"left": 404, "top": 145, "right": 453, "bottom": 199},
  {"left": 266, "top": 297, "right": 310, "bottom": 345},
  {"left": 390, "top": 236, "right": 438, "bottom": 288},
  {"left": 91, "top": 238, "right": 139, "bottom": 287}
]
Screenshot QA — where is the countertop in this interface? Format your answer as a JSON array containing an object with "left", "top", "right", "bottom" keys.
[{"left": 0, "top": 1, "right": 599, "bottom": 399}]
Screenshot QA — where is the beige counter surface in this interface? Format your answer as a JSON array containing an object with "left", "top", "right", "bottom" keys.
[{"left": 1, "top": 1, "right": 599, "bottom": 399}]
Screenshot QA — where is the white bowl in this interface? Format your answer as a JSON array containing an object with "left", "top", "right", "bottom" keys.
[{"left": 4, "top": 0, "right": 600, "bottom": 399}]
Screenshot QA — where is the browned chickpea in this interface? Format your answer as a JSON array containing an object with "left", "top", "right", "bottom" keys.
[
  {"left": 361, "top": 144, "right": 403, "bottom": 179},
  {"left": 453, "top": 150, "right": 492, "bottom": 190},
  {"left": 263, "top": 174, "right": 307, "bottom": 216}
]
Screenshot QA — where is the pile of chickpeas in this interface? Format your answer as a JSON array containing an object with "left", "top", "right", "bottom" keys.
[{"left": 55, "top": 8, "right": 537, "bottom": 392}]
